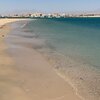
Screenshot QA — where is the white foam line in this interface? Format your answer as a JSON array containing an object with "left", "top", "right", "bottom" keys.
[
  {"left": 20, "top": 19, "right": 37, "bottom": 28},
  {"left": 47, "top": 50, "right": 88, "bottom": 100},
  {"left": 54, "top": 69, "right": 85, "bottom": 100},
  {"left": 20, "top": 24, "right": 27, "bottom": 28},
  {"left": 48, "top": 51, "right": 86, "bottom": 100}
]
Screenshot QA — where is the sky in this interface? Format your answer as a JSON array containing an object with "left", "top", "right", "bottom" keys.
[{"left": 0, "top": 0, "right": 100, "bottom": 14}]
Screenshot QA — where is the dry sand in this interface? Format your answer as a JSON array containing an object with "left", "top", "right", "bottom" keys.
[
  {"left": 0, "top": 19, "right": 82, "bottom": 100},
  {"left": 0, "top": 18, "right": 27, "bottom": 26}
]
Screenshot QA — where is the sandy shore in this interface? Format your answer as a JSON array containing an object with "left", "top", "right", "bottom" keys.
[
  {"left": 0, "top": 19, "right": 82, "bottom": 100},
  {"left": 0, "top": 18, "right": 27, "bottom": 26}
]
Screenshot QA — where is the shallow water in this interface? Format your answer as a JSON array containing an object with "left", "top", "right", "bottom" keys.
[
  {"left": 7, "top": 19, "right": 100, "bottom": 100},
  {"left": 26, "top": 18, "right": 100, "bottom": 68}
]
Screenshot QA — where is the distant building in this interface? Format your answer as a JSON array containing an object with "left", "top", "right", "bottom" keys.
[{"left": 31, "top": 13, "right": 44, "bottom": 18}]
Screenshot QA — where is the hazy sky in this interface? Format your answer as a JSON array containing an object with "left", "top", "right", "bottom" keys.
[{"left": 0, "top": 0, "right": 100, "bottom": 13}]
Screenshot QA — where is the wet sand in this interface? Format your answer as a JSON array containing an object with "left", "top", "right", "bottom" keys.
[{"left": 0, "top": 19, "right": 82, "bottom": 100}]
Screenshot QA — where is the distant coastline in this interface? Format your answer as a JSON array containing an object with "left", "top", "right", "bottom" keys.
[
  {"left": 0, "top": 16, "right": 100, "bottom": 21},
  {"left": 1, "top": 13, "right": 100, "bottom": 19}
]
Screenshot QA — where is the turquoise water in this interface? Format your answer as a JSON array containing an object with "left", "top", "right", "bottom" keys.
[
  {"left": 26, "top": 18, "right": 100, "bottom": 68},
  {"left": 23, "top": 18, "right": 100, "bottom": 100}
]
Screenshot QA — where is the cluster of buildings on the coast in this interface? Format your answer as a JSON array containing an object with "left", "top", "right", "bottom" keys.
[{"left": 0, "top": 12, "right": 100, "bottom": 18}]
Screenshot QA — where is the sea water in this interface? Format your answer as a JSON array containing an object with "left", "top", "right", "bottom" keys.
[{"left": 14, "top": 18, "right": 100, "bottom": 100}]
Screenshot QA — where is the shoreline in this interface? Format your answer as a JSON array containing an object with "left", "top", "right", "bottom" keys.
[
  {"left": 0, "top": 19, "right": 82, "bottom": 100},
  {"left": 0, "top": 19, "right": 31, "bottom": 100},
  {"left": 0, "top": 18, "right": 29, "bottom": 27}
]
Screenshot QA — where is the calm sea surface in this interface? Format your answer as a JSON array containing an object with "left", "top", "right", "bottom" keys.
[{"left": 26, "top": 18, "right": 100, "bottom": 67}]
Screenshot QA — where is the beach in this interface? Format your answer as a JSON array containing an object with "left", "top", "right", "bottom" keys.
[
  {"left": 1, "top": 18, "right": 100, "bottom": 100},
  {"left": 0, "top": 19, "right": 82, "bottom": 100}
]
